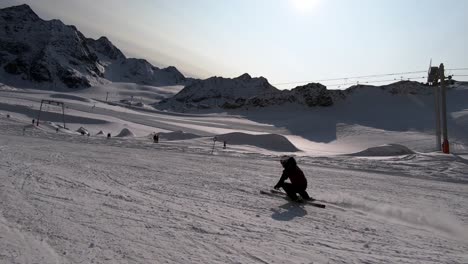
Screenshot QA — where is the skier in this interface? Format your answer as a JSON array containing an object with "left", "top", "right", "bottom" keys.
[{"left": 274, "top": 156, "right": 312, "bottom": 202}]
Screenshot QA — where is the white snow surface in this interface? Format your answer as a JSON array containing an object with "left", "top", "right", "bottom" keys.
[
  {"left": 349, "top": 144, "right": 415, "bottom": 157},
  {"left": 0, "top": 83, "right": 467, "bottom": 263}
]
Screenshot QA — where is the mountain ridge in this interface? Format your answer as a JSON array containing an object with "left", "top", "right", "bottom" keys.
[
  {"left": 0, "top": 4, "right": 185, "bottom": 89},
  {"left": 156, "top": 75, "right": 441, "bottom": 111}
]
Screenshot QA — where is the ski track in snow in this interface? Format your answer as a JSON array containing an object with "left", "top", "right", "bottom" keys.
[{"left": 0, "top": 116, "right": 467, "bottom": 263}]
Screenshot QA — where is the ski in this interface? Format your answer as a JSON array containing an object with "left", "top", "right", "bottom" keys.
[{"left": 260, "top": 189, "right": 326, "bottom": 209}]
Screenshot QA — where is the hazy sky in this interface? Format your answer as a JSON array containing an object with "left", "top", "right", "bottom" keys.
[{"left": 1, "top": 0, "right": 468, "bottom": 88}]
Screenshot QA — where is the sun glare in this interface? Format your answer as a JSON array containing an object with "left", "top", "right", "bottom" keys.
[{"left": 291, "top": 0, "right": 319, "bottom": 13}]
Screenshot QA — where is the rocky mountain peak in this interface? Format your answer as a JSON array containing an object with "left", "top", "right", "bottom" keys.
[
  {"left": 236, "top": 73, "right": 252, "bottom": 81},
  {"left": 97, "top": 36, "right": 111, "bottom": 43},
  {"left": 0, "top": 4, "right": 40, "bottom": 22},
  {"left": 293, "top": 82, "right": 327, "bottom": 90},
  {"left": 0, "top": 4, "right": 186, "bottom": 89},
  {"left": 86, "top": 36, "right": 126, "bottom": 61},
  {"left": 163, "top": 66, "right": 179, "bottom": 72}
]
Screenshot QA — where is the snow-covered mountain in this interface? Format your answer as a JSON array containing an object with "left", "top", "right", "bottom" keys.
[
  {"left": 157, "top": 73, "right": 279, "bottom": 110},
  {"left": 0, "top": 4, "right": 185, "bottom": 89},
  {"left": 156, "top": 74, "right": 347, "bottom": 111},
  {"left": 156, "top": 73, "right": 438, "bottom": 111},
  {"left": 346, "top": 80, "right": 435, "bottom": 95},
  {"left": 238, "top": 82, "right": 346, "bottom": 109},
  {"left": 86, "top": 37, "right": 185, "bottom": 86},
  {"left": 240, "top": 80, "right": 434, "bottom": 110}
]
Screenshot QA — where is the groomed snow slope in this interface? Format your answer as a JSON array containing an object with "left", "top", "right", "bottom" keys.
[
  {"left": 0, "top": 116, "right": 467, "bottom": 264},
  {"left": 0, "top": 81, "right": 468, "bottom": 263}
]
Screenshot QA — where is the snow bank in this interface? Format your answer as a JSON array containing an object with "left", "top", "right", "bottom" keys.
[
  {"left": 349, "top": 144, "right": 415, "bottom": 156},
  {"left": 320, "top": 192, "right": 468, "bottom": 239},
  {"left": 115, "top": 128, "right": 135, "bottom": 137},
  {"left": 158, "top": 131, "right": 201, "bottom": 141},
  {"left": 215, "top": 132, "right": 299, "bottom": 152}
]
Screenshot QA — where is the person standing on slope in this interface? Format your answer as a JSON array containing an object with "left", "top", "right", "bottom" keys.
[{"left": 274, "top": 156, "right": 312, "bottom": 202}]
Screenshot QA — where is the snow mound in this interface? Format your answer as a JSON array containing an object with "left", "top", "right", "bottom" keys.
[
  {"left": 215, "top": 132, "right": 299, "bottom": 152},
  {"left": 95, "top": 130, "right": 105, "bottom": 136},
  {"left": 349, "top": 144, "right": 415, "bottom": 156},
  {"left": 115, "top": 128, "right": 135, "bottom": 137},
  {"left": 158, "top": 131, "right": 201, "bottom": 141}
]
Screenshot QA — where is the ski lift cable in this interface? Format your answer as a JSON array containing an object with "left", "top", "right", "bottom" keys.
[
  {"left": 272, "top": 67, "right": 468, "bottom": 86},
  {"left": 273, "top": 71, "right": 428, "bottom": 86},
  {"left": 325, "top": 76, "right": 427, "bottom": 87},
  {"left": 446, "top": 68, "right": 468, "bottom": 71}
]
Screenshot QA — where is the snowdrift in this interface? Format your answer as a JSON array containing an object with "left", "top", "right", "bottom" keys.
[
  {"left": 96, "top": 130, "right": 105, "bottom": 136},
  {"left": 349, "top": 144, "right": 415, "bottom": 156},
  {"left": 215, "top": 132, "right": 299, "bottom": 152},
  {"left": 115, "top": 128, "right": 135, "bottom": 137}
]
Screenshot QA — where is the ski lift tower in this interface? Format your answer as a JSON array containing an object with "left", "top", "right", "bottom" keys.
[
  {"left": 427, "top": 62, "right": 441, "bottom": 151},
  {"left": 427, "top": 62, "right": 449, "bottom": 154},
  {"left": 36, "top": 99, "right": 67, "bottom": 129}
]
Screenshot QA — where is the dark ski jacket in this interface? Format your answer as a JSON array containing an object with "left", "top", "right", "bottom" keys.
[{"left": 275, "top": 157, "right": 307, "bottom": 189}]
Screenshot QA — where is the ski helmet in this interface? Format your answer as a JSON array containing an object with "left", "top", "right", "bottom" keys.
[{"left": 280, "top": 155, "right": 290, "bottom": 166}]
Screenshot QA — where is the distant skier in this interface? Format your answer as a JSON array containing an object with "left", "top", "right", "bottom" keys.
[
  {"left": 153, "top": 133, "right": 159, "bottom": 143},
  {"left": 274, "top": 156, "right": 312, "bottom": 202}
]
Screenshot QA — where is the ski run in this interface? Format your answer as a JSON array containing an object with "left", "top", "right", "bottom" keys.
[{"left": 0, "top": 87, "right": 467, "bottom": 263}]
